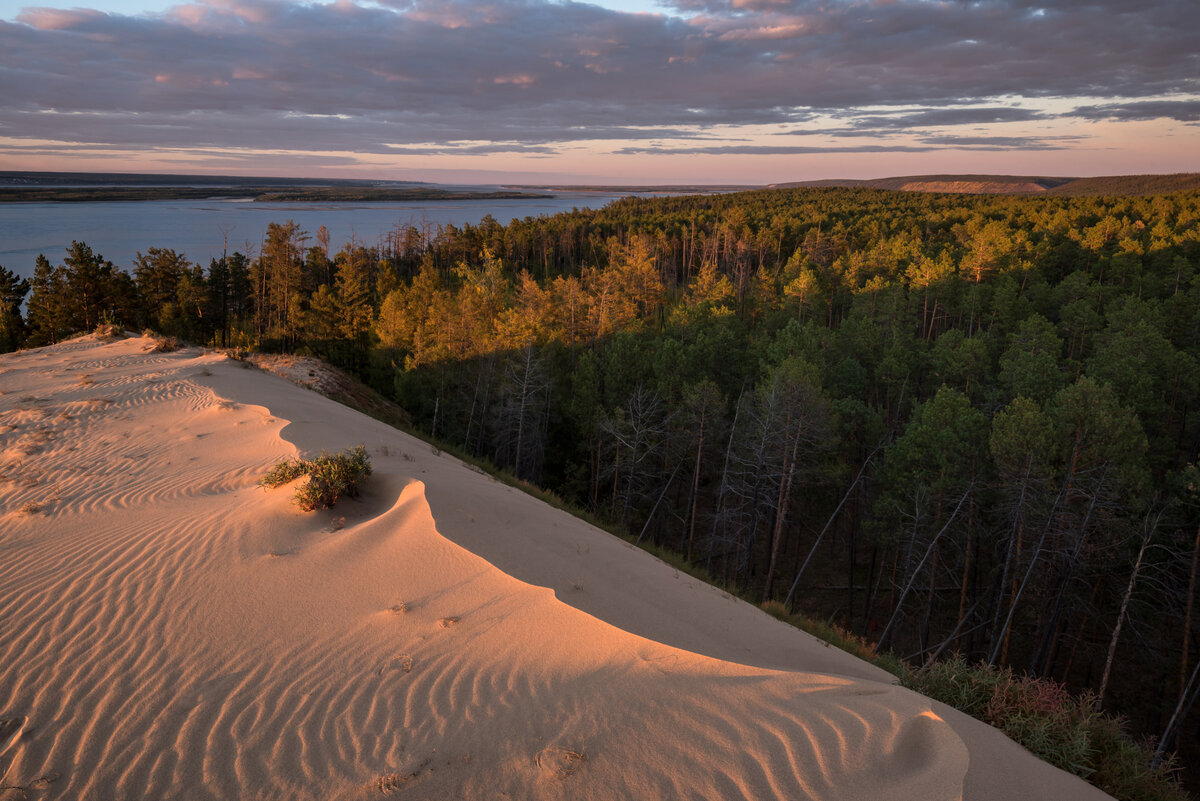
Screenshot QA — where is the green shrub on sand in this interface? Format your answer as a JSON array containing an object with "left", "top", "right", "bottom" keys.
[{"left": 260, "top": 446, "right": 371, "bottom": 511}]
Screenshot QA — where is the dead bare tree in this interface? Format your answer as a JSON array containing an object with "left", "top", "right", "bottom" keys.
[
  {"left": 493, "top": 346, "right": 550, "bottom": 482},
  {"left": 598, "top": 386, "right": 671, "bottom": 529},
  {"left": 877, "top": 482, "right": 974, "bottom": 652}
]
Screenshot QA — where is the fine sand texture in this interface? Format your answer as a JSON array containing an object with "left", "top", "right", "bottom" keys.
[{"left": 0, "top": 334, "right": 1114, "bottom": 801}]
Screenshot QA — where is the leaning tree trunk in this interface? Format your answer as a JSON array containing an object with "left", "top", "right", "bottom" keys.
[
  {"left": 877, "top": 484, "right": 973, "bottom": 652},
  {"left": 988, "top": 456, "right": 1034, "bottom": 660},
  {"left": 763, "top": 419, "right": 802, "bottom": 601},
  {"left": 1098, "top": 523, "right": 1153, "bottom": 705},
  {"left": 1030, "top": 464, "right": 1109, "bottom": 678},
  {"left": 686, "top": 419, "right": 705, "bottom": 560},
  {"left": 1182, "top": 524, "right": 1200, "bottom": 705},
  {"left": 1156, "top": 658, "right": 1200, "bottom": 768},
  {"left": 707, "top": 388, "right": 745, "bottom": 573},
  {"left": 785, "top": 445, "right": 881, "bottom": 608},
  {"left": 987, "top": 459, "right": 1073, "bottom": 666}
]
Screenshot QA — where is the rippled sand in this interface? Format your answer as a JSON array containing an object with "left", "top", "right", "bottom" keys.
[{"left": 0, "top": 334, "right": 1112, "bottom": 801}]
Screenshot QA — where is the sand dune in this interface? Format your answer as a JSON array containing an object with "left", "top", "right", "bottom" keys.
[{"left": 0, "top": 335, "right": 1113, "bottom": 800}]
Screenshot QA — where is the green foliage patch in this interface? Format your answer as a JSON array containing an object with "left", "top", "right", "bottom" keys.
[
  {"left": 260, "top": 445, "right": 372, "bottom": 511},
  {"left": 900, "top": 657, "right": 1188, "bottom": 801}
]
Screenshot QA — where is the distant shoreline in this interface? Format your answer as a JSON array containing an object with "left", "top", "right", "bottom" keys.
[
  {"left": 514, "top": 184, "right": 758, "bottom": 194},
  {"left": 4, "top": 169, "right": 1197, "bottom": 202},
  {"left": 0, "top": 171, "right": 555, "bottom": 203},
  {"left": 0, "top": 186, "right": 553, "bottom": 203}
]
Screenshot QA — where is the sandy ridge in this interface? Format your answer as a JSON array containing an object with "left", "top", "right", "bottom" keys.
[{"left": 0, "top": 335, "right": 1112, "bottom": 800}]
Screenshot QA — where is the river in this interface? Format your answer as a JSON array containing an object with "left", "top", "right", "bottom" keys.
[{"left": 0, "top": 190, "right": 634, "bottom": 279}]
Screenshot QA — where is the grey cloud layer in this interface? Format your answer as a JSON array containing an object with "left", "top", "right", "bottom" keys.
[{"left": 1, "top": 0, "right": 1197, "bottom": 155}]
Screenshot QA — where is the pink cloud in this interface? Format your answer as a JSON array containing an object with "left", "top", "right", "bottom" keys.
[{"left": 17, "top": 6, "right": 106, "bottom": 30}]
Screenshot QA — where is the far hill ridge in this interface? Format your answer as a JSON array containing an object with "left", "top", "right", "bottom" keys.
[{"left": 771, "top": 173, "right": 1200, "bottom": 196}]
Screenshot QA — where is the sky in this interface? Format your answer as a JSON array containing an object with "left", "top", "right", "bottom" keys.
[{"left": 1, "top": 0, "right": 1198, "bottom": 185}]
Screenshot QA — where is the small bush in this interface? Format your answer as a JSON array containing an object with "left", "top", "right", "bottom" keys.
[
  {"left": 260, "top": 457, "right": 309, "bottom": 487},
  {"left": 899, "top": 657, "right": 1189, "bottom": 801},
  {"left": 1089, "top": 716, "right": 1187, "bottom": 801},
  {"left": 94, "top": 323, "right": 124, "bottom": 341},
  {"left": 260, "top": 446, "right": 372, "bottom": 511},
  {"left": 147, "top": 336, "right": 180, "bottom": 353}
]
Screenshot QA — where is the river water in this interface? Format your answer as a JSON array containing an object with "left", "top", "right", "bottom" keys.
[{"left": 0, "top": 190, "right": 633, "bottom": 279}]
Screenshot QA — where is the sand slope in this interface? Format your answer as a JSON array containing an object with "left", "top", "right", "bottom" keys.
[{"left": 0, "top": 335, "right": 1112, "bottom": 801}]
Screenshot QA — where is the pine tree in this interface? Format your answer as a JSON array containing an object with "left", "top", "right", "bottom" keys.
[
  {"left": 0, "top": 265, "right": 29, "bottom": 352},
  {"left": 25, "top": 255, "right": 69, "bottom": 346}
]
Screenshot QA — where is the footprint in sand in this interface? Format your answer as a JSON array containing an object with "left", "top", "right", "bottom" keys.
[
  {"left": 536, "top": 745, "right": 587, "bottom": 779},
  {"left": 3, "top": 771, "right": 60, "bottom": 794},
  {"left": 373, "top": 772, "right": 416, "bottom": 793},
  {"left": 377, "top": 655, "right": 414, "bottom": 677},
  {"left": 0, "top": 716, "right": 26, "bottom": 784}
]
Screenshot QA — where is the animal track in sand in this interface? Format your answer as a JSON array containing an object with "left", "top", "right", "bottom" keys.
[
  {"left": 0, "top": 771, "right": 59, "bottom": 797},
  {"left": 372, "top": 768, "right": 419, "bottom": 795},
  {"left": 377, "top": 655, "right": 415, "bottom": 677},
  {"left": 438, "top": 617, "right": 460, "bottom": 629},
  {"left": 536, "top": 745, "right": 587, "bottom": 779}
]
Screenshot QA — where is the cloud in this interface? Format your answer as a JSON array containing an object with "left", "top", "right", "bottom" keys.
[
  {"left": 0, "top": 0, "right": 1196, "bottom": 162},
  {"left": 382, "top": 142, "right": 560, "bottom": 155},
  {"left": 13, "top": 6, "right": 108, "bottom": 29},
  {"left": 617, "top": 134, "right": 1077, "bottom": 154},
  {"left": 617, "top": 143, "right": 941, "bottom": 155},
  {"left": 839, "top": 107, "right": 1049, "bottom": 130},
  {"left": 773, "top": 106, "right": 1055, "bottom": 139},
  {"left": 914, "top": 134, "right": 1080, "bottom": 150},
  {"left": 1068, "top": 99, "right": 1200, "bottom": 122}
]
